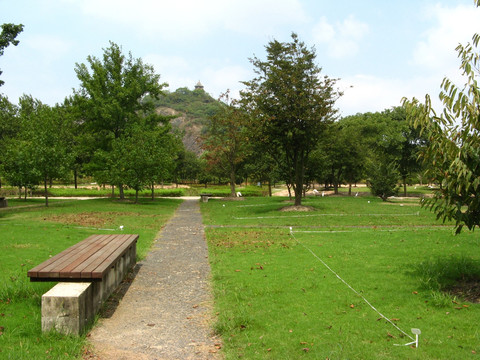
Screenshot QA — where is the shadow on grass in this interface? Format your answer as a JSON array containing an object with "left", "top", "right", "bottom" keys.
[{"left": 410, "top": 255, "right": 480, "bottom": 304}]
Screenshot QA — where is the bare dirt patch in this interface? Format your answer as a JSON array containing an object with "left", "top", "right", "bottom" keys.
[
  {"left": 44, "top": 212, "right": 134, "bottom": 227},
  {"left": 445, "top": 279, "right": 480, "bottom": 303},
  {"left": 279, "top": 205, "right": 316, "bottom": 212}
]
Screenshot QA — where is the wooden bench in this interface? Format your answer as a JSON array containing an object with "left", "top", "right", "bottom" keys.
[
  {"left": 200, "top": 193, "right": 213, "bottom": 203},
  {"left": 27, "top": 234, "right": 138, "bottom": 335}
]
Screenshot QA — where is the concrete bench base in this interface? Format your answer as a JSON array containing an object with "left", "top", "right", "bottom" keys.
[
  {"left": 41, "top": 241, "right": 136, "bottom": 335},
  {"left": 42, "top": 282, "right": 93, "bottom": 335}
]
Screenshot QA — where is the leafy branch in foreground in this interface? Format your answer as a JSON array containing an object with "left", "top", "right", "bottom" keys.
[{"left": 403, "top": 10, "right": 480, "bottom": 233}]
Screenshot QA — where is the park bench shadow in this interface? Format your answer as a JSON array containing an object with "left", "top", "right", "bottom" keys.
[{"left": 97, "top": 263, "right": 143, "bottom": 319}]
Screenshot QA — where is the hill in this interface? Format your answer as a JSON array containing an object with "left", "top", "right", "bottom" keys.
[{"left": 150, "top": 86, "right": 221, "bottom": 155}]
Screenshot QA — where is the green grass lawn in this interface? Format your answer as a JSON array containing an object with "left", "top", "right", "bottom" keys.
[
  {"left": 0, "top": 198, "right": 181, "bottom": 359},
  {"left": 202, "top": 196, "right": 480, "bottom": 359}
]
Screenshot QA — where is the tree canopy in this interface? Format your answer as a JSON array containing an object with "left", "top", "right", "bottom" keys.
[
  {"left": 0, "top": 23, "right": 24, "bottom": 87},
  {"left": 241, "top": 33, "right": 341, "bottom": 206}
]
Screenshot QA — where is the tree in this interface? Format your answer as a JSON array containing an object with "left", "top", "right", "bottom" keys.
[
  {"left": 367, "top": 160, "right": 400, "bottom": 201},
  {"left": 14, "top": 96, "right": 71, "bottom": 206},
  {"left": 384, "top": 106, "right": 427, "bottom": 196},
  {"left": 0, "top": 23, "right": 24, "bottom": 87},
  {"left": 74, "top": 42, "right": 166, "bottom": 198},
  {"left": 202, "top": 92, "right": 250, "bottom": 197},
  {"left": 0, "top": 95, "right": 18, "bottom": 187},
  {"left": 242, "top": 33, "right": 341, "bottom": 206},
  {"left": 403, "top": 2, "right": 480, "bottom": 232},
  {"left": 1, "top": 139, "right": 41, "bottom": 198}
]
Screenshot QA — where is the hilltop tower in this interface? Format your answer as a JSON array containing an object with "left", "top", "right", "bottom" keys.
[{"left": 194, "top": 80, "right": 204, "bottom": 91}]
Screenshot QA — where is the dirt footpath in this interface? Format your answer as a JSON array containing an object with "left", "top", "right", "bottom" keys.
[{"left": 87, "top": 199, "right": 222, "bottom": 360}]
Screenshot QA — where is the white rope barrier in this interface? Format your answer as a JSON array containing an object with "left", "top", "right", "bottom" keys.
[
  {"left": 289, "top": 227, "right": 417, "bottom": 345},
  {"left": 234, "top": 212, "right": 419, "bottom": 220}
]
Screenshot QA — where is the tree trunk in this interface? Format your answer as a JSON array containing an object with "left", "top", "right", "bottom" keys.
[
  {"left": 229, "top": 168, "right": 236, "bottom": 197},
  {"left": 294, "top": 156, "right": 304, "bottom": 206},
  {"left": 119, "top": 184, "right": 125, "bottom": 200},
  {"left": 334, "top": 181, "right": 339, "bottom": 195},
  {"left": 268, "top": 179, "right": 272, "bottom": 197},
  {"left": 24, "top": 187, "right": 27, "bottom": 200},
  {"left": 403, "top": 177, "right": 407, "bottom": 197},
  {"left": 49, "top": 178, "right": 53, "bottom": 188},
  {"left": 348, "top": 183, "right": 352, "bottom": 196},
  {"left": 151, "top": 181, "right": 155, "bottom": 200},
  {"left": 74, "top": 168, "right": 78, "bottom": 189},
  {"left": 111, "top": 185, "right": 115, "bottom": 198},
  {"left": 18, "top": 186, "right": 22, "bottom": 199},
  {"left": 44, "top": 176, "right": 49, "bottom": 207}
]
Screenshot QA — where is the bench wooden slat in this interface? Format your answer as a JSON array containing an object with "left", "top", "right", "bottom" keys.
[
  {"left": 27, "top": 234, "right": 138, "bottom": 282},
  {"left": 90, "top": 234, "right": 138, "bottom": 279},
  {"left": 27, "top": 235, "right": 102, "bottom": 278},
  {"left": 72, "top": 234, "right": 134, "bottom": 279},
  {"left": 33, "top": 235, "right": 107, "bottom": 279},
  {"left": 37, "top": 236, "right": 106, "bottom": 279},
  {"left": 81, "top": 234, "right": 136, "bottom": 279},
  {"left": 58, "top": 234, "right": 118, "bottom": 279}
]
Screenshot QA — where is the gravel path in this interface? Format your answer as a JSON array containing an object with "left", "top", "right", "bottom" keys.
[{"left": 87, "top": 199, "right": 222, "bottom": 360}]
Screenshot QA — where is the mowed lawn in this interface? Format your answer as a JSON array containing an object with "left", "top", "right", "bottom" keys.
[
  {"left": 0, "top": 198, "right": 181, "bottom": 359},
  {"left": 202, "top": 195, "right": 480, "bottom": 360}
]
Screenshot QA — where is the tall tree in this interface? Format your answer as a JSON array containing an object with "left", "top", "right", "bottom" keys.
[
  {"left": 15, "top": 96, "right": 71, "bottom": 206},
  {"left": 403, "top": 2, "right": 480, "bottom": 232},
  {"left": 0, "top": 95, "right": 18, "bottom": 187},
  {"left": 74, "top": 42, "right": 166, "bottom": 198},
  {"left": 202, "top": 92, "right": 250, "bottom": 197},
  {"left": 0, "top": 23, "right": 24, "bottom": 87},
  {"left": 242, "top": 33, "right": 341, "bottom": 206}
]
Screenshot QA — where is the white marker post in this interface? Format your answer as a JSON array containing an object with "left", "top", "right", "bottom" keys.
[{"left": 395, "top": 328, "right": 421, "bottom": 348}]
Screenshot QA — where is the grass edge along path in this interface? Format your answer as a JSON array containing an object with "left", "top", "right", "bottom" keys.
[
  {"left": 0, "top": 197, "right": 182, "bottom": 359},
  {"left": 202, "top": 196, "right": 479, "bottom": 359}
]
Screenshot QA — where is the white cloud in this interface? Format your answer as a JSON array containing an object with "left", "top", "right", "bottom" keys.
[
  {"left": 413, "top": 3, "right": 480, "bottom": 73},
  {"left": 200, "top": 65, "right": 252, "bottom": 99},
  {"left": 24, "top": 34, "right": 73, "bottom": 62},
  {"left": 336, "top": 73, "right": 443, "bottom": 116},
  {"left": 67, "top": 0, "right": 308, "bottom": 40},
  {"left": 312, "top": 15, "right": 369, "bottom": 59}
]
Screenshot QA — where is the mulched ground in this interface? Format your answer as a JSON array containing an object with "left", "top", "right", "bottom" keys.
[{"left": 446, "top": 279, "right": 480, "bottom": 303}]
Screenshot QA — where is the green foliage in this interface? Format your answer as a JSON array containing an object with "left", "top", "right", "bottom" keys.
[
  {"left": 0, "top": 23, "right": 24, "bottom": 86},
  {"left": 73, "top": 42, "right": 175, "bottom": 196},
  {"left": 242, "top": 33, "right": 341, "bottom": 206},
  {"left": 202, "top": 92, "right": 251, "bottom": 196},
  {"left": 149, "top": 86, "right": 221, "bottom": 122},
  {"left": 403, "top": 5, "right": 480, "bottom": 233},
  {"left": 367, "top": 160, "right": 400, "bottom": 201}
]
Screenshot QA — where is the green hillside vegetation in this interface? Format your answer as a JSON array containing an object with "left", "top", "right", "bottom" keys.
[
  {"left": 150, "top": 87, "right": 221, "bottom": 126},
  {"left": 145, "top": 86, "right": 222, "bottom": 154}
]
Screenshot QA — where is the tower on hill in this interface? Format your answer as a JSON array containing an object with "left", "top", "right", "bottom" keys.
[{"left": 194, "top": 80, "right": 204, "bottom": 91}]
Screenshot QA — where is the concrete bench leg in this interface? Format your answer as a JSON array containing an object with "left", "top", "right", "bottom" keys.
[{"left": 42, "top": 282, "right": 93, "bottom": 335}]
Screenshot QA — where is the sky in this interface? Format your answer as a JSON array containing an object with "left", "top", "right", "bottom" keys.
[{"left": 1, "top": 0, "right": 480, "bottom": 116}]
